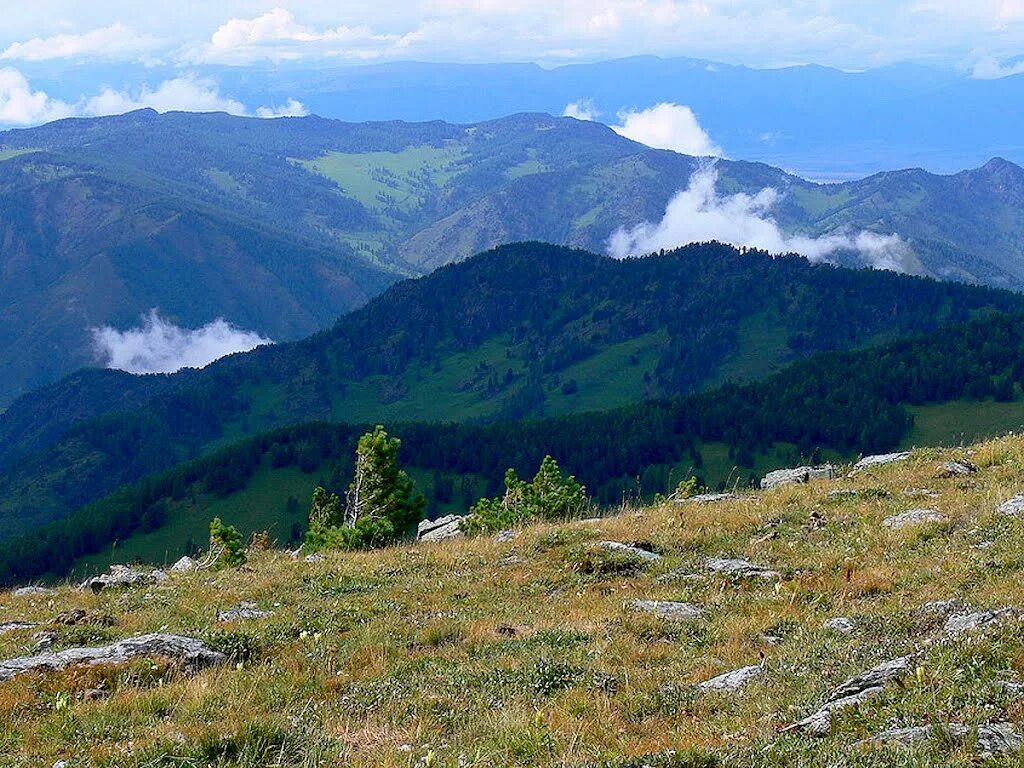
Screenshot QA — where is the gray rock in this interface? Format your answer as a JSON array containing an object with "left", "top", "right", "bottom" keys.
[
  {"left": 705, "top": 557, "right": 778, "bottom": 580},
  {"left": 217, "top": 602, "right": 273, "bottom": 622},
  {"left": 0, "top": 633, "right": 227, "bottom": 682},
  {"left": 921, "top": 599, "right": 969, "bottom": 617},
  {"left": 169, "top": 556, "right": 198, "bottom": 573},
  {"left": 53, "top": 762, "right": 68, "bottom": 768},
  {"left": 867, "top": 722, "right": 1023, "bottom": 756},
  {"left": 80, "top": 565, "right": 166, "bottom": 593},
  {"left": 697, "top": 664, "right": 762, "bottom": 692},
  {"left": 828, "top": 489, "right": 860, "bottom": 500},
  {"left": 824, "top": 617, "right": 855, "bottom": 634},
  {"left": 682, "top": 493, "right": 738, "bottom": 505},
  {"left": 629, "top": 600, "right": 704, "bottom": 622},
  {"left": 903, "top": 488, "right": 939, "bottom": 499},
  {"left": 598, "top": 541, "right": 662, "bottom": 561},
  {"left": 785, "top": 654, "right": 914, "bottom": 735},
  {"left": 760, "top": 465, "right": 835, "bottom": 490},
  {"left": 882, "top": 508, "right": 945, "bottom": 529},
  {"left": 418, "top": 515, "right": 464, "bottom": 542},
  {"left": 998, "top": 495, "right": 1024, "bottom": 516},
  {"left": 0, "top": 622, "right": 35, "bottom": 635},
  {"left": 936, "top": 460, "right": 978, "bottom": 478},
  {"left": 850, "top": 452, "right": 910, "bottom": 474},
  {"left": 13, "top": 586, "right": 55, "bottom": 598},
  {"left": 944, "top": 608, "right": 1015, "bottom": 634},
  {"left": 494, "top": 530, "right": 518, "bottom": 543},
  {"left": 303, "top": 553, "right": 324, "bottom": 563},
  {"left": 32, "top": 631, "right": 58, "bottom": 652}
]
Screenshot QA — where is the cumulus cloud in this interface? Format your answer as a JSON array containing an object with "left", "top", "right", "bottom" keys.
[
  {"left": 563, "top": 99, "right": 599, "bottom": 121},
  {"left": 0, "top": 68, "right": 73, "bottom": 125},
  {"left": 611, "top": 103, "right": 723, "bottom": 156},
  {"left": 608, "top": 166, "right": 914, "bottom": 271},
  {"left": 90, "top": 310, "right": 272, "bottom": 375},
  {"left": 0, "top": 24, "right": 157, "bottom": 62},
  {"left": 83, "top": 76, "right": 247, "bottom": 116},
  {"left": 256, "top": 98, "right": 309, "bottom": 118}
]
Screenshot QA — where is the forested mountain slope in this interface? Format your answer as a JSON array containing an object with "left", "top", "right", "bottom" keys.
[
  {"left": 5, "top": 110, "right": 1024, "bottom": 404},
  {"left": 2, "top": 242, "right": 1024, "bottom": 549}
]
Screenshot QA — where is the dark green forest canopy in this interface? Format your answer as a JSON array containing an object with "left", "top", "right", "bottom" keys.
[{"left": 5, "top": 309, "right": 1024, "bottom": 585}]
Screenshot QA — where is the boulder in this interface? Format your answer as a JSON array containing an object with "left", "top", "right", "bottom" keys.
[
  {"left": 944, "top": 608, "right": 1015, "bottom": 634},
  {"left": 760, "top": 465, "right": 834, "bottom": 490},
  {"left": 850, "top": 452, "right": 910, "bottom": 474},
  {"left": 217, "top": 601, "right": 273, "bottom": 622},
  {"left": 920, "top": 599, "right": 969, "bottom": 617},
  {"left": 598, "top": 541, "right": 662, "bottom": 561},
  {"left": 0, "top": 633, "right": 226, "bottom": 682},
  {"left": 81, "top": 565, "right": 167, "bottom": 593},
  {"left": 882, "top": 508, "right": 945, "bottom": 529},
  {"left": 303, "top": 553, "right": 324, "bottom": 563},
  {"left": 418, "top": 515, "right": 464, "bottom": 542},
  {"left": 705, "top": 557, "right": 778, "bottom": 579},
  {"left": 866, "top": 722, "right": 1023, "bottom": 756},
  {"left": 998, "top": 495, "right": 1024, "bottom": 516},
  {"left": 12, "top": 586, "right": 54, "bottom": 598},
  {"left": 629, "top": 599, "right": 704, "bottom": 622},
  {"left": 936, "top": 460, "right": 978, "bottom": 478},
  {"left": 697, "top": 664, "right": 762, "bottom": 692},
  {"left": 169, "top": 556, "right": 198, "bottom": 573},
  {"left": 823, "top": 617, "right": 855, "bottom": 634}
]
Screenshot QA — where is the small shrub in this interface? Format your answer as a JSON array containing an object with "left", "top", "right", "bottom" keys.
[
  {"left": 204, "top": 629, "right": 262, "bottom": 663},
  {"left": 209, "top": 517, "right": 246, "bottom": 568}
]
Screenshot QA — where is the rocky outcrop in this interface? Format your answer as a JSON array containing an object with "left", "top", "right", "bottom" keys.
[
  {"left": 705, "top": 557, "right": 778, "bottom": 579},
  {"left": 882, "top": 508, "right": 945, "bottom": 529},
  {"left": 760, "top": 465, "right": 834, "bottom": 490},
  {"left": 944, "top": 608, "right": 1015, "bottom": 634},
  {"left": 0, "top": 634, "right": 227, "bottom": 682},
  {"left": 850, "top": 452, "right": 910, "bottom": 474},
  {"left": 865, "top": 722, "right": 1023, "bottom": 756},
  {"left": 697, "top": 664, "right": 762, "bottom": 692},
  {"left": 12, "top": 586, "right": 54, "bottom": 598},
  {"left": 629, "top": 600, "right": 704, "bottom": 622},
  {"left": 598, "top": 541, "right": 662, "bottom": 561},
  {"left": 418, "top": 515, "right": 464, "bottom": 542},
  {"left": 80, "top": 565, "right": 168, "bottom": 593}
]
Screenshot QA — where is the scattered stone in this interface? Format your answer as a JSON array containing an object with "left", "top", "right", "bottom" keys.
[
  {"left": 998, "top": 495, "right": 1024, "bottom": 516},
  {"left": 882, "top": 508, "right": 945, "bottom": 529},
  {"left": 866, "top": 722, "right": 1023, "bottom": 756},
  {"left": 705, "top": 557, "right": 778, "bottom": 580},
  {"left": 578, "top": 517, "right": 605, "bottom": 524},
  {"left": 824, "top": 617, "right": 855, "bottom": 634},
  {"left": 33, "top": 631, "right": 58, "bottom": 652},
  {"left": 903, "top": 488, "right": 939, "bottom": 499},
  {"left": 785, "top": 655, "right": 914, "bottom": 735},
  {"left": 169, "top": 556, "right": 197, "bottom": 573},
  {"left": 303, "top": 553, "right": 324, "bottom": 563},
  {"left": 828, "top": 489, "right": 860, "bottom": 500},
  {"left": 921, "top": 599, "right": 969, "bottom": 617},
  {"left": 996, "top": 680, "right": 1024, "bottom": 695},
  {"left": 851, "top": 452, "right": 911, "bottom": 474},
  {"left": 418, "top": 515, "right": 464, "bottom": 542},
  {"left": 495, "top": 530, "right": 518, "bottom": 543},
  {"left": 629, "top": 600, "right": 704, "bottom": 622},
  {"left": 598, "top": 541, "right": 662, "bottom": 561},
  {"left": 13, "top": 586, "right": 55, "bottom": 598},
  {"left": 682, "top": 493, "right": 738, "bottom": 505},
  {"left": 0, "top": 622, "right": 35, "bottom": 635},
  {"left": 217, "top": 602, "right": 273, "bottom": 622},
  {"left": 53, "top": 762, "right": 68, "bottom": 768},
  {"left": 656, "top": 570, "right": 706, "bottom": 584},
  {"left": 760, "top": 465, "right": 835, "bottom": 490},
  {"left": 936, "top": 460, "right": 978, "bottom": 478},
  {"left": 0, "top": 633, "right": 226, "bottom": 682},
  {"left": 760, "top": 634, "right": 783, "bottom": 645},
  {"left": 944, "top": 608, "right": 1015, "bottom": 634},
  {"left": 81, "top": 565, "right": 167, "bottom": 593},
  {"left": 697, "top": 664, "right": 762, "bottom": 692}
]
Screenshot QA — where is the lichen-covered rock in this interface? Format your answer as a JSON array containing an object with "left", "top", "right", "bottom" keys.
[
  {"left": 936, "top": 460, "right": 978, "bottom": 478},
  {"left": 598, "top": 541, "right": 662, "bottom": 561},
  {"left": 0, "top": 633, "right": 227, "bottom": 682},
  {"left": 866, "top": 722, "right": 1023, "bottom": 756},
  {"left": 80, "top": 565, "right": 167, "bottom": 593},
  {"left": 944, "top": 608, "right": 1015, "bottom": 634},
  {"left": 217, "top": 602, "right": 273, "bottom": 622},
  {"left": 682, "top": 493, "right": 738, "bottom": 505},
  {"left": 824, "top": 617, "right": 855, "bottom": 634},
  {"left": 697, "top": 664, "right": 762, "bottom": 692},
  {"left": 495, "top": 530, "right": 518, "bottom": 543},
  {"left": 418, "top": 515, "right": 464, "bottom": 542},
  {"left": 170, "top": 556, "right": 198, "bottom": 573},
  {"left": 882, "top": 508, "right": 945, "bottom": 529},
  {"left": 760, "top": 465, "right": 834, "bottom": 490},
  {"left": 629, "top": 600, "right": 704, "bottom": 622},
  {"left": 850, "top": 452, "right": 910, "bottom": 474},
  {"left": 12, "top": 586, "right": 54, "bottom": 598},
  {"left": 705, "top": 557, "right": 778, "bottom": 579},
  {"left": 0, "top": 622, "right": 35, "bottom": 636},
  {"left": 998, "top": 495, "right": 1024, "bottom": 516}
]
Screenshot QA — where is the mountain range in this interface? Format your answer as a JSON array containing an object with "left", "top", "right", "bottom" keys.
[{"left": 6, "top": 110, "right": 1024, "bottom": 406}]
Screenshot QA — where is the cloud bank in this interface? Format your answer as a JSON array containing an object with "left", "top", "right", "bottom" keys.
[
  {"left": 91, "top": 310, "right": 272, "bottom": 375},
  {"left": 0, "top": 23, "right": 157, "bottom": 62},
  {"left": 564, "top": 100, "right": 723, "bottom": 157},
  {"left": 563, "top": 100, "right": 599, "bottom": 121},
  {"left": 608, "top": 167, "right": 914, "bottom": 271}
]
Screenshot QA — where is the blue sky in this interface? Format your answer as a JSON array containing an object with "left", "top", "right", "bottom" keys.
[{"left": 2, "top": 2, "right": 1024, "bottom": 126}]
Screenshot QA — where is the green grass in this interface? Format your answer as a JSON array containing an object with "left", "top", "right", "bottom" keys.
[
  {"left": 901, "top": 398, "right": 1024, "bottom": 449},
  {"left": 0, "top": 148, "right": 38, "bottom": 162},
  {"left": 705, "top": 312, "right": 792, "bottom": 388}
]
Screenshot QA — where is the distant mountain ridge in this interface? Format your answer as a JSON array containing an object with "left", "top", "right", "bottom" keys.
[{"left": 5, "top": 110, "right": 1024, "bottom": 404}]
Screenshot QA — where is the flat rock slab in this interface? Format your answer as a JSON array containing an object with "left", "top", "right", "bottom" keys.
[
  {"left": 851, "top": 452, "right": 910, "bottom": 474},
  {"left": 998, "top": 495, "right": 1024, "bottom": 516},
  {"left": 697, "top": 664, "right": 762, "bottom": 692},
  {"left": 81, "top": 565, "right": 168, "bottom": 593},
  {"left": 0, "top": 633, "right": 226, "bottom": 682},
  {"left": 682, "top": 493, "right": 738, "bottom": 505},
  {"left": 760, "top": 465, "right": 834, "bottom": 490},
  {"left": 823, "top": 617, "right": 856, "bottom": 634},
  {"left": 629, "top": 600, "right": 704, "bottom": 622},
  {"left": 217, "top": 602, "right": 273, "bottom": 622},
  {"left": 0, "top": 622, "right": 36, "bottom": 636},
  {"left": 882, "top": 508, "right": 945, "bottom": 529},
  {"left": 705, "top": 557, "right": 778, "bottom": 579},
  {"left": 418, "top": 515, "right": 464, "bottom": 542},
  {"left": 12, "top": 586, "right": 54, "bottom": 598},
  {"left": 944, "top": 608, "right": 1015, "bottom": 634},
  {"left": 867, "top": 722, "right": 1023, "bottom": 756},
  {"left": 936, "top": 460, "right": 978, "bottom": 478},
  {"left": 598, "top": 542, "right": 662, "bottom": 561}
]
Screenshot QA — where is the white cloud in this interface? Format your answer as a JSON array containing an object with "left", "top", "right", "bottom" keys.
[
  {"left": 0, "top": 68, "right": 72, "bottom": 125},
  {"left": 611, "top": 102, "right": 723, "bottom": 156},
  {"left": 91, "top": 310, "right": 272, "bottom": 375},
  {"left": 82, "top": 75, "right": 247, "bottom": 116},
  {"left": 608, "top": 166, "right": 914, "bottom": 271},
  {"left": 256, "top": 98, "right": 309, "bottom": 118},
  {"left": 0, "top": 23, "right": 157, "bottom": 62},
  {"left": 562, "top": 99, "right": 599, "bottom": 121},
  {"left": 964, "top": 52, "right": 1024, "bottom": 78}
]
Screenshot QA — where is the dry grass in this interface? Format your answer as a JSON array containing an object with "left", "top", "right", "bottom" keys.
[{"left": 4, "top": 437, "right": 1024, "bottom": 766}]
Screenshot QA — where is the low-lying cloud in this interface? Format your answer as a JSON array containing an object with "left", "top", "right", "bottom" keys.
[
  {"left": 91, "top": 310, "right": 272, "bottom": 375},
  {"left": 608, "top": 167, "right": 914, "bottom": 271},
  {"left": 563, "top": 100, "right": 723, "bottom": 157}
]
